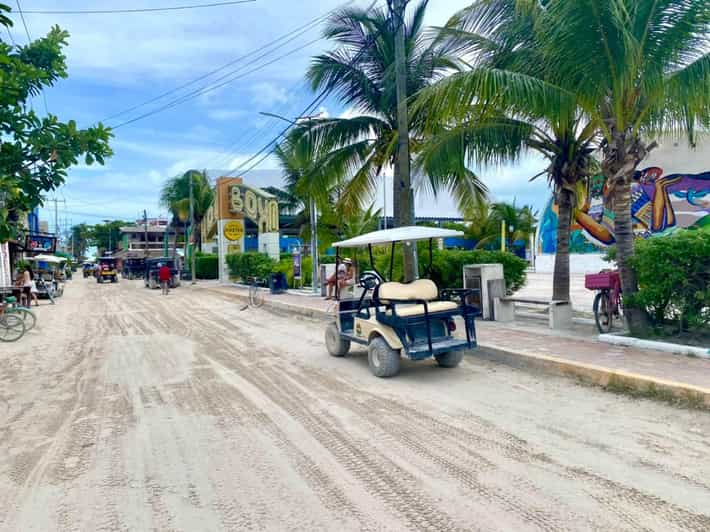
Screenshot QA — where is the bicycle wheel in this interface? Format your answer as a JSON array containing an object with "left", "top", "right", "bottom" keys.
[
  {"left": 11, "top": 308, "right": 37, "bottom": 331},
  {"left": 593, "top": 291, "right": 613, "bottom": 333},
  {"left": 0, "top": 314, "right": 26, "bottom": 342},
  {"left": 250, "top": 284, "right": 264, "bottom": 308}
]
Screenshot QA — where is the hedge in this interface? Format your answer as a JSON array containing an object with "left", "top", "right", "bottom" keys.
[
  {"left": 225, "top": 248, "right": 527, "bottom": 293},
  {"left": 627, "top": 230, "right": 710, "bottom": 331},
  {"left": 195, "top": 254, "right": 218, "bottom": 279}
]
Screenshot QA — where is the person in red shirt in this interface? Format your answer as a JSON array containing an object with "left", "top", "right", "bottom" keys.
[{"left": 158, "top": 263, "right": 172, "bottom": 295}]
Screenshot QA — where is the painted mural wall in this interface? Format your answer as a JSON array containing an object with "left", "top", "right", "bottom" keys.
[{"left": 538, "top": 138, "right": 710, "bottom": 253}]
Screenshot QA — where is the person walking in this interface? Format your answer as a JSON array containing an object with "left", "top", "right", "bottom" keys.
[
  {"left": 158, "top": 263, "right": 172, "bottom": 295},
  {"left": 22, "top": 265, "right": 33, "bottom": 307}
]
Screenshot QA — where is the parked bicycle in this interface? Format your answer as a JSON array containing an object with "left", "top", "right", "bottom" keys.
[
  {"left": 585, "top": 270, "right": 623, "bottom": 333},
  {"left": 0, "top": 303, "right": 26, "bottom": 342},
  {"left": 1, "top": 296, "right": 36, "bottom": 331},
  {"left": 248, "top": 277, "right": 265, "bottom": 308}
]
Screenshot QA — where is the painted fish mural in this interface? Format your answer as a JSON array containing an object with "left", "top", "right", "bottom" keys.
[{"left": 539, "top": 167, "right": 710, "bottom": 252}]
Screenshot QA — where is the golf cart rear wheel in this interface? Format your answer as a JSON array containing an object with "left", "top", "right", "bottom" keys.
[
  {"left": 368, "top": 336, "right": 400, "bottom": 378},
  {"left": 325, "top": 322, "right": 350, "bottom": 357},
  {"left": 435, "top": 351, "right": 464, "bottom": 368}
]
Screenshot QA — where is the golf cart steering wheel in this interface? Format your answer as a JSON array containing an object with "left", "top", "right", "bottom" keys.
[{"left": 359, "top": 270, "right": 383, "bottom": 290}]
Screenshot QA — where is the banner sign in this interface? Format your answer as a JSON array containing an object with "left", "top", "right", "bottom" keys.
[
  {"left": 25, "top": 233, "right": 56, "bottom": 253},
  {"left": 293, "top": 249, "right": 302, "bottom": 280}
]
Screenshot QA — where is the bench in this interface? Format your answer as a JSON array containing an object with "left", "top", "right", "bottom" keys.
[{"left": 494, "top": 296, "right": 572, "bottom": 329}]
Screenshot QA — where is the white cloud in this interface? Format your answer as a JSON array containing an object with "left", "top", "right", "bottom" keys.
[{"left": 250, "top": 81, "right": 290, "bottom": 107}]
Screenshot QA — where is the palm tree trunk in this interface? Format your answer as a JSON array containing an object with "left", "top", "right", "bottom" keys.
[
  {"left": 552, "top": 188, "right": 573, "bottom": 302},
  {"left": 612, "top": 178, "right": 648, "bottom": 333},
  {"left": 393, "top": 155, "right": 417, "bottom": 281}
]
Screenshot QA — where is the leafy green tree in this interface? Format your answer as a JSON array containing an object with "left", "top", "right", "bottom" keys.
[
  {"left": 490, "top": 201, "right": 537, "bottom": 249},
  {"left": 416, "top": 0, "right": 596, "bottom": 302},
  {"left": 90, "top": 220, "right": 125, "bottom": 255},
  {"left": 0, "top": 4, "right": 112, "bottom": 241},
  {"left": 70, "top": 223, "right": 92, "bottom": 259},
  {"left": 538, "top": 0, "right": 710, "bottom": 331},
  {"left": 160, "top": 170, "right": 214, "bottom": 250},
  {"left": 305, "top": 1, "right": 485, "bottom": 230}
]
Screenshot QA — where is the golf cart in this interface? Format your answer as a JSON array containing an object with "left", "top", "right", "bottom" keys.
[
  {"left": 122, "top": 258, "right": 146, "bottom": 280},
  {"left": 144, "top": 258, "right": 181, "bottom": 289},
  {"left": 96, "top": 257, "right": 119, "bottom": 283},
  {"left": 82, "top": 261, "right": 95, "bottom": 278},
  {"left": 325, "top": 226, "right": 480, "bottom": 378}
]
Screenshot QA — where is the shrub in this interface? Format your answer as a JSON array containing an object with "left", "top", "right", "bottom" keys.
[
  {"left": 627, "top": 230, "right": 710, "bottom": 330},
  {"left": 366, "top": 244, "right": 526, "bottom": 292},
  {"left": 226, "top": 252, "right": 276, "bottom": 282},
  {"left": 194, "top": 253, "right": 218, "bottom": 279}
]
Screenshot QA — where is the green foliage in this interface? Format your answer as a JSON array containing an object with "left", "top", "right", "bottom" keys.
[
  {"left": 226, "top": 252, "right": 276, "bottom": 282},
  {"left": 305, "top": 1, "right": 487, "bottom": 216},
  {"left": 160, "top": 169, "right": 214, "bottom": 248},
  {"left": 89, "top": 220, "right": 126, "bottom": 254},
  {"left": 430, "top": 249, "right": 527, "bottom": 293},
  {"left": 627, "top": 231, "right": 710, "bottom": 331},
  {"left": 0, "top": 13, "right": 112, "bottom": 241},
  {"left": 195, "top": 253, "right": 218, "bottom": 279}
]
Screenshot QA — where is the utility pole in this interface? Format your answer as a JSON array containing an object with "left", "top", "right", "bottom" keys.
[
  {"left": 189, "top": 173, "right": 196, "bottom": 284},
  {"left": 390, "top": 0, "right": 417, "bottom": 280},
  {"left": 143, "top": 210, "right": 148, "bottom": 258}
]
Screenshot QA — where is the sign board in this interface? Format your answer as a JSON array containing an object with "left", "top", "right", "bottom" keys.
[
  {"left": 293, "top": 249, "right": 302, "bottom": 280},
  {"left": 223, "top": 220, "right": 244, "bottom": 241},
  {"left": 25, "top": 233, "right": 56, "bottom": 253}
]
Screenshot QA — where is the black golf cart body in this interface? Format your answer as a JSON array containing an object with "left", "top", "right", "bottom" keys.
[
  {"left": 122, "top": 258, "right": 146, "bottom": 280},
  {"left": 144, "top": 258, "right": 181, "bottom": 289},
  {"left": 96, "top": 257, "right": 119, "bottom": 283},
  {"left": 326, "top": 226, "right": 480, "bottom": 377}
]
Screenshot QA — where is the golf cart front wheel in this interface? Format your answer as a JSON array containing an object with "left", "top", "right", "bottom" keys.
[
  {"left": 435, "top": 351, "right": 464, "bottom": 368},
  {"left": 325, "top": 322, "right": 350, "bottom": 357},
  {"left": 368, "top": 336, "right": 400, "bottom": 378}
]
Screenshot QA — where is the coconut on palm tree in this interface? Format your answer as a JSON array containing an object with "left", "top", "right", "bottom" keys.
[
  {"left": 304, "top": 1, "right": 487, "bottom": 278},
  {"left": 415, "top": 0, "right": 597, "bottom": 302},
  {"left": 535, "top": 0, "right": 710, "bottom": 331}
]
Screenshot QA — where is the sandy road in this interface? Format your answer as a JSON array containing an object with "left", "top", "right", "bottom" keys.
[{"left": 1, "top": 279, "right": 709, "bottom": 531}]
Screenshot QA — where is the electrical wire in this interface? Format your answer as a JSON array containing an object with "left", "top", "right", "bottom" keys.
[
  {"left": 228, "top": 1, "right": 387, "bottom": 178},
  {"left": 100, "top": 10, "right": 334, "bottom": 123},
  {"left": 21, "top": 1, "right": 256, "bottom": 15},
  {"left": 15, "top": 0, "right": 50, "bottom": 115},
  {"left": 110, "top": 35, "right": 323, "bottom": 130}
]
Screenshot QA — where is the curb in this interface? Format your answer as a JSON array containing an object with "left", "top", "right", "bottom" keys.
[
  {"left": 598, "top": 333, "right": 710, "bottom": 359},
  {"left": 477, "top": 344, "right": 710, "bottom": 410},
  {"left": 207, "top": 287, "right": 710, "bottom": 410}
]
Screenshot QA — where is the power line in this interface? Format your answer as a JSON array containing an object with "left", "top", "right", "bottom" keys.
[
  {"left": 15, "top": 0, "right": 50, "bottom": 116},
  {"left": 110, "top": 35, "right": 323, "bottom": 130},
  {"left": 101, "top": 10, "right": 331, "bottom": 124},
  {"left": 21, "top": 1, "right": 256, "bottom": 15}
]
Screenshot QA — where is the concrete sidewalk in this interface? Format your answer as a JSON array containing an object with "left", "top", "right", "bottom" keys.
[{"left": 203, "top": 282, "right": 710, "bottom": 409}]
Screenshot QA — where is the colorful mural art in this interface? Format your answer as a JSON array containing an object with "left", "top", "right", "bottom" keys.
[{"left": 539, "top": 167, "right": 710, "bottom": 252}]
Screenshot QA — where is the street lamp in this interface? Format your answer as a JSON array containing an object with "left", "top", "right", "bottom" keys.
[{"left": 259, "top": 110, "right": 322, "bottom": 294}]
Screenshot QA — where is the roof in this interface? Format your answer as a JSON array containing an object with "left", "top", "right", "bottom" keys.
[
  {"left": 333, "top": 226, "right": 464, "bottom": 248},
  {"left": 120, "top": 225, "right": 167, "bottom": 233}
]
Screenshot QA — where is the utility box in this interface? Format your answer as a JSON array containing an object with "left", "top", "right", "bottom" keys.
[{"left": 463, "top": 264, "right": 505, "bottom": 320}]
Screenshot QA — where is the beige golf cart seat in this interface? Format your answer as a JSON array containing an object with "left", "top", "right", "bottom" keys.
[{"left": 378, "top": 279, "right": 458, "bottom": 317}]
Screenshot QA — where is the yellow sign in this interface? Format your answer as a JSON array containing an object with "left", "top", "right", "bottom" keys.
[{"left": 223, "top": 221, "right": 244, "bottom": 241}]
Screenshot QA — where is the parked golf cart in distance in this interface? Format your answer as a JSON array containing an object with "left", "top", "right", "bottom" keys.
[{"left": 326, "top": 226, "right": 480, "bottom": 378}]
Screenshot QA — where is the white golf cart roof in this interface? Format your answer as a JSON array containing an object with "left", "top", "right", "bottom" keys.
[
  {"left": 27, "top": 254, "right": 65, "bottom": 263},
  {"left": 333, "top": 226, "right": 464, "bottom": 248}
]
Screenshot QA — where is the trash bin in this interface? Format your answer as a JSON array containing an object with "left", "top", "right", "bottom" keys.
[{"left": 269, "top": 272, "right": 288, "bottom": 294}]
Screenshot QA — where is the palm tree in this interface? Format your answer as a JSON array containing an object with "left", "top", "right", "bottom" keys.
[
  {"left": 305, "top": 1, "right": 486, "bottom": 241},
  {"left": 160, "top": 170, "right": 214, "bottom": 255},
  {"left": 490, "top": 201, "right": 537, "bottom": 249},
  {"left": 535, "top": 0, "right": 710, "bottom": 331},
  {"left": 415, "top": 0, "right": 598, "bottom": 302}
]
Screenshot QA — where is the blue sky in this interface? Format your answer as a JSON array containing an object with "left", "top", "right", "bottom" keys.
[{"left": 5, "top": 0, "right": 549, "bottom": 232}]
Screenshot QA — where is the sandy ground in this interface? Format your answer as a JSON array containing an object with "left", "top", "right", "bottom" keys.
[{"left": 1, "top": 279, "right": 709, "bottom": 531}]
